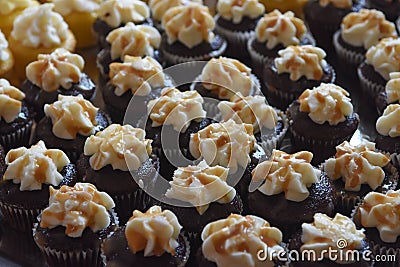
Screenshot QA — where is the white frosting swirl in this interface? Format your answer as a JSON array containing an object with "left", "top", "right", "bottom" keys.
[
  {"left": 84, "top": 124, "right": 152, "bottom": 171},
  {"left": 98, "top": 0, "right": 150, "bottom": 28},
  {"left": 341, "top": 9, "right": 397, "bottom": 49},
  {"left": 149, "top": 0, "right": 203, "bottom": 22},
  {"left": 255, "top": 10, "right": 306, "bottom": 49},
  {"left": 301, "top": 213, "right": 365, "bottom": 263},
  {"left": 40, "top": 183, "right": 115, "bottom": 238},
  {"left": 319, "top": 0, "right": 352, "bottom": 8},
  {"left": 162, "top": 3, "right": 215, "bottom": 48},
  {"left": 44, "top": 95, "right": 99, "bottom": 140},
  {"left": 252, "top": 150, "right": 320, "bottom": 202},
  {"left": 200, "top": 57, "right": 253, "bottom": 99},
  {"left": 376, "top": 104, "right": 400, "bottom": 137},
  {"left": 125, "top": 206, "right": 182, "bottom": 256},
  {"left": 325, "top": 141, "right": 390, "bottom": 191},
  {"left": 110, "top": 55, "right": 165, "bottom": 97},
  {"left": 366, "top": 37, "right": 400, "bottom": 80},
  {"left": 359, "top": 190, "right": 400, "bottom": 243},
  {"left": 11, "top": 4, "right": 70, "bottom": 48},
  {"left": 3, "top": 141, "right": 70, "bottom": 191},
  {"left": 106, "top": 22, "right": 161, "bottom": 60},
  {"left": 275, "top": 45, "right": 327, "bottom": 81},
  {"left": 53, "top": 0, "right": 101, "bottom": 16},
  {"left": 217, "top": 0, "right": 265, "bottom": 24},
  {"left": 0, "top": 79, "right": 25, "bottom": 123},
  {"left": 147, "top": 87, "right": 206, "bottom": 132},
  {"left": 26, "top": 48, "right": 84, "bottom": 92},
  {"left": 189, "top": 120, "right": 256, "bottom": 174},
  {"left": 299, "top": 83, "right": 354, "bottom": 126},
  {"left": 0, "top": 0, "right": 36, "bottom": 15},
  {"left": 386, "top": 72, "right": 400, "bottom": 104},
  {"left": 218, "top": 94, "right": 278, "bottom": 133},
  {"left": 201, "top": 214, "right": 284, "bottom": 267},
  {"left": 165, "top": 160, "right": 236, "bottom": 215},
  {"left": 0, "top": 30, "right": 10, "bottom": 61}
]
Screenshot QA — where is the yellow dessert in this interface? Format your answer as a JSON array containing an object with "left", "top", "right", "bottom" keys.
[
  {"left": 51, "top": 0, "right": 101, "bottom": 48},
  {"left": 8, "top": 3, "right": 76, "bottom": 80},
  {"left": 0, "top": 30, "right": 14, "bottom": 82},
  {"left": 260, "top": 0, "right": 308, "bottom": 18}
]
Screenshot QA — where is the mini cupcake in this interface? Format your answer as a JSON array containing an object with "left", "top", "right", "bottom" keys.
[
  {"left": 375, "top": 104, "right": 400, "bottom": 167},
  {"left": 247, "top": 9, "right": 315, "bottom": 79},
  {"left": 189, "top": 119, "right": 266, "bottom": 202},
  {"left": 93, "top": 0, "right": 152, "bottom": 48},
  {"left": 333, "top": 9, "right": 397, "bottom": 77},
  {"left": 0, "top": 141, "right": 77, "bottom": 232},
  {"left": 145, "top": 87, "right": 213, "bottom": 177},
  {"left": 33, "top": 183, "right": 118, "bottom": 267},
  {"left": 376, "top": 72, "right": 400, "bottom": 115},
  {"left": 0, "top": 30, "right": 14, "bottom": 81},
  {"left": 358, "top": 37, "right": 400, "bottom": 99},
  {"left": 79, "top": 124, "right": 160, "bottom": 224},
  {"left": 289, "top": 213, "right": 372, "bottom": 266},
  {"left": 0, "top": 0, "right": 39, "bottom": 38},
  {"left": 263, "top": 45, "right": 335, "bottom": 110},
  {"left": 162, "top": 161, "right": 243, "bottom": 248},
  {"left": 324, "top": 140, "right": 398, "bottom": 215},
  {"left": 103, "top": 55, "right": 169, "bottom": 124},
  {"left": 304, "top": 0, "right": 364, "bottom": 54},
  {"left": 197, "top": 214, "right": 286, "bottom": 267},
  {"left": 248, "top": 150, "right": 337, "bottom": 239},
  {"left": 0, "top": 79, "right": 35, "bottom": 151},
  {"left": 160, "top": 3, "right": 227, "bottom": 65},
  {"left": 352, "top": 190, "right": 400, "bottom": 264},
  {"left": 96, "top": 22, "right": 161, "bottom": 86},
  {"left": 365, "top": 0, "right": 400, "bottom": 22},
  {"left": 149, "top": 0, "right": 202, "bottom": 31},
  {"left": 33, "top": 94, "right": 111, "bottom": 162},
  {"left": 52, "top": 0, "right": 101, "bottom": 48},
  {"left": 102, "top": 205, "right": 190, "bottom": 266},
  {"left": 214, "top": 0, "right": 265, "bottom": 63},
  {"left": 287, "top": 83, "right": 359, "bottom": 164},
  {"left": 8, "top": 4, "right": 76, "bottom": 79},
  {"left": 216, "top": 94, "right": 289, "bottom": 153},
  {"left": 21, "top": 48, "right": 95, "bottom": 121}
]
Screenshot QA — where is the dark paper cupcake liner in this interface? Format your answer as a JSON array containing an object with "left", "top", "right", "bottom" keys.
[
  {"left": 0, "top": 119, "right": 33, "bottom": 151},
  {"left": 39, "top": 244, "right": 102, "bottom": 267},
  {"left": 333, "top": 31, "right": 365, "bottom": 66},
  {"left": 0, "top": 202, "right": 42, "bottom": 233},
  {"left": 358, "top": 66, "right": 386, "bottom": 98},
  {"left": 214, "top": 17, "right": 254, "bottom": 48}
]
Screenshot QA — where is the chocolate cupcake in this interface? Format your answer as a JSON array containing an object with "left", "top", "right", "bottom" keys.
[
  {"left": 33, "top": 94, "right": 111, "bottom": 162},
  {"left": 93, "top": 0, "right": 152, "bottom": 48},
  {"left": 33, "top": 183, "right": 118, "bottom": 267},
  {"left": 288, "top": 213, "right": 372, "bottom": 266},
  {"left": 189, "top": 119, "right": 266, "bottom": 204},
  {"left": 333, "top": 9, "right": 397, "bottom": 78},
  {"left": 79, "top": 124, "right": 160, "bottom": 224},
  {"left": 324, "top": 140, "right": 398, "bottom": 216},
  {"left": 365, "top": 0, "right": 400, "bottom": 22},
  {"left": 21, "top": 48, "right": 95, "bottom": 121},
  {"left": 304, "top": 0, "right": 364, "bottom": 54},
  {"left": 214, "top": 0, "right": 265, "bottom": 63},
  {"left": 149, "top": 0, "right": 202, "bottom": 31},
  {"left": 248, "top": 150, "right": 337, "bottom": 239},
  {"left": 358, "top": 37, "right": 400, "bottom": 99},
  {"left": 375, "top": 72, "right": 400, "bottom": 115},
  {"left": 161, "top": 161, "right": 243, "bottom": 249},
  {"left": 102, "top": 205, "right": 190, "bottom": 266},
  {"left": 247, "top": 9, "right": 315, "bottom": 79},
  {"left": 0, "top": 79, "right": 35, "bottom": 151},
  {"left": 352, "top": 190, "right": 400, "bottom": 266},
  {"left": 103, "top": 55, "right": 170, "bottom": 124},
  {"left": 287, "top": 83, "right": 359, "bottom": 164},
  {"left": 216, "top": 94, "right": 289, "bottom": 153},
  {"left": 96, "top": 22, "right": 161, "bottom": 87},
  {"left": 145, "top": 87, "right": 212, "bottom": 178},
  {"left": 375, "top": 104, "right": 400, "bottom": 168},
  {"left": 0, "top": 141, "right": 77, "bottom": 232},
  {"left": 197, "top": 214, "right": 287, "bottom": 267},
  {"left": 264, "top": 45, "right": 335, "bottom": 110},
  {"left": 160, "top": 3, "right": 227, "bottom": 66}
]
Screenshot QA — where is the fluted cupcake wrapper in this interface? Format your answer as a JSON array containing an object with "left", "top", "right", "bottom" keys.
[
  {"left": 214, "top": 16, "right": 254, "bottom": 48},
  {"left": 0, "top": 119, "right": 33, "bottom": 151},
  {"left": 39, "top": 244, "right": 102, "bottom": 267},
  {"left": 333, "top": 31, "right": 365, "bottom": 66},
  {"left": 0, "top": 202, "right": 42, "bottom": 233},
  {"left": 358, "top": 66, "right": 386, "bottom": 99}
]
